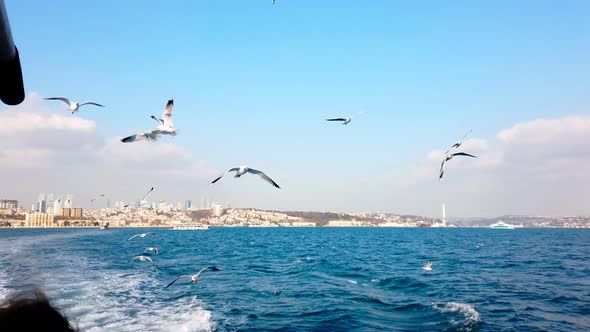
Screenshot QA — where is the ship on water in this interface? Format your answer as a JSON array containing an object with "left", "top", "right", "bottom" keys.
[{"left": 489, "top": 221, "right": 515, "bottom": 229}]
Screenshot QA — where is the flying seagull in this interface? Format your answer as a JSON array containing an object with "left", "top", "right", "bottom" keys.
[
  {"left": 165, "top": 266, "right": 220, "bottom": 288},
  {"left": 121, "top": 99, "right": 177, "bottom": 143},
  {"left": 123, "top": 187, "right": 154, "bottom": 208},
  {"left": 90, "top": 194, "right": 105, "bottom": 203},
  {"left": 129, "top": 255, "right": 155, "bottom": 266},
  {"left": 445, "top": 129, "right": 472, "bottom": 154},
  {"left": 127, "top": 232, "right": 156, "bottom": 241},
  {"left": 44, "top": 97, "right": 104, "bottom": 114},
  {"left": 422, "top": 262, "right": 432, "bottom": 271},
  {"left": 211, "top": 166, "right": 280, "bottom": 189},
  {"left": 326, "top": 111, "right": 364, "bottom": 125},
  {"left": 439, "top": 152, "right": 477, "bottom": 179},
  {"left": 143, "top": 247, "right": 159, "bottom": 255}
]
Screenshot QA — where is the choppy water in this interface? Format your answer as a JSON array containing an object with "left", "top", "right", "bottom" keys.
[{"left": 0, "top": 228, "right": 589, "bottom": 331}]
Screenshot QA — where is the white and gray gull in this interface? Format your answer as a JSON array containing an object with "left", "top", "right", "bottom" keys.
[
  {"left": 165, "top": 266, "right": 220, "bottom": 288},
  {"left": 211, "top": 166, "right": 280, "bottom": 189},
  {"left": 44, "top": 96, "right": 105, "bottom": 114},
  {"left": 121, "top": 99, "right": 177, "bottom": 143}
]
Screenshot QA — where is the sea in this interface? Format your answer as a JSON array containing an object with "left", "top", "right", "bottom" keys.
[{"left": 0, "top": 228, "right": 588, "bottom": 331}]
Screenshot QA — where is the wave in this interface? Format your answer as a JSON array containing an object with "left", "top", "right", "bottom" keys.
[{"left": 432, "top": 302, "right": 481, "bottom": 331}]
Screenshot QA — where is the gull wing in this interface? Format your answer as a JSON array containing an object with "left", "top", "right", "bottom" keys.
[
  {"left": 195, "top": 266, "right": 221, "bottom": 279},
  {"left": 128, "top": 234, "right": 141, "bottom": 240},
  {"left": 439, "top": 160, "right": 446, "bottom": 179},
  {"left": 247, "top": 168, "right": 281, "bottom": 189},
  {"left": 452, "top": 152, "right": 477, "bottom": 158},
  {"left": 151, "top": 115, "right": 164, "bottom": 125},
  {"left": 165, "top": 275, "right": 193, "bottom": 288},
  {"left": 162, "top": 99, "right": 174, "bottom": 127},
  {"left": 211, "top": 168, "right": 240, "bottom": 184},
  {"left": 79, "top": 102, "right": 105, "bottom": 108},
  {"left": 44, "top": 97, "right": 72, "bottom": 106},
  {"left": 326, "top": 118, "right": 347, "bottom": 122},
  {"left": 141, "top": 188, "right": 154, "bottom": 202},
  {"left": 121, "top": 131, "right": 159, "bottom": 143}
]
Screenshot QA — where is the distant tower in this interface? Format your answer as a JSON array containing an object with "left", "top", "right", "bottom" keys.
[
  {"left": 53, "top": 198, "right": 62, "bottom": 215},
  {"left": 64, "top": 194, "right": 73, "bottom": 209},
  {"left": 442, "top": 203, "right": 446, "bottom": 226}
]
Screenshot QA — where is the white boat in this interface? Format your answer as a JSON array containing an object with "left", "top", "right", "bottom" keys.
[
  {"left": 489, "top": 221, "right": 515, "bottom": 229},
  {"left": 171, "top": 223, "right": 209, "bottom": 230}
]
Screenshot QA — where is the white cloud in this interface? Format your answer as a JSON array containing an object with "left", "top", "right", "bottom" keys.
[{"left": 383, "top": 115, "right": 590, "bottom": 217}]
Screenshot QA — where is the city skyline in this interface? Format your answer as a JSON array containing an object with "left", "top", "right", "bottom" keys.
[{"left": 0, "top": 1, "right": 589, "bottom": 217}]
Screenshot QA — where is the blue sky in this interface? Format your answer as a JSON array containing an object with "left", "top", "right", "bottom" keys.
[{"left": 2, "top": 1, "right": 590, "bottom": 217}]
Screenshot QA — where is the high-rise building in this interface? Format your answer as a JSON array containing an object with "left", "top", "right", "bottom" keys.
[
  {"left": 212, "top": 203, "right": 224, "bottom": 217},
  {"left": 442, "top": 203, "right": 446, "bottom": 226},
  {"left": 53, "top": 198, "right": 62, "bottom": 215},
  {"left": 64, "top": 194, "right": 73, "bottom": 209},
  {"left": 184, "top": 200, "right": 192, "bottom": 210},
  {"left": 176, "top": 201, "right": 182, "bottom": 210},
  {"left": 34, "top": 193, "right": 47, "bottom": 213}
]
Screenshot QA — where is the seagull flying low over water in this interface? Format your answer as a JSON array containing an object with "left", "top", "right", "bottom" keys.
[
  {"left": 326, "top": 112, "right": 364, "bottom": 125},
  {"left": 123, "top": 187, "right": 154, "bottom": 208},
  {"left": 128, "top": 232, "right": 156, "bottom": 241},
  {"left": 90, "top": 194, "right": 105, "bottom": 203},
  {"left": 44, "top": 97, "right": 104, "bottom": 114},
  {"left": 439, "top": 152, "right": 477, "bottom": 179},
  {"left": 129, "top": 255, "right": 155, "bottom": 266},
  {"left": 422, "top": 262, "right": 433, "bottom": 271},
  {"left": 165, "top": 266, "right": 220, "bottom": 288},
  {"left": 121, "top": 99, "right": 177, "bottom": 143},
  {"left": 211, "top": 166, "right": 281, "bottom": 189},
  {"left": 143, "top": 247, "right": 159, "bottom": 255}
]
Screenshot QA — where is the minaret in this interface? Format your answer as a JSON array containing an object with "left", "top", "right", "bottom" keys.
[{"left": 442, "top": 203, "right": 446, "bottom": 226}]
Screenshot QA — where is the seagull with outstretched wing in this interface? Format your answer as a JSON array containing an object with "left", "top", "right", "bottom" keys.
[
  {"left": 121, "top": 99, "right": 177, "bottom": 143},
  {"left": 165, "top": 266, "right": 220, "bottom": 288},
  {"left": 129, "top": 255, "right": 155, "bottom": 266},
  {"left": 325, "top": 111, "right": 364, "bottom": 125},
  {"left": 211, "top": 166, "right": 280, "bottom": 189},
  {"left": 44, "top": 97, "right": 104, "bottom": 114}
]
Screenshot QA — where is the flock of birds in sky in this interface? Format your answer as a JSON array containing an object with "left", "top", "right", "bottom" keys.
[{"left": 43, "top": 95, "right": 477, "bottom": 193}]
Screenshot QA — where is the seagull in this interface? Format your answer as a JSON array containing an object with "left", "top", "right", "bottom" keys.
[
  {"left": 326, "top": 111, "right": 364, "bottom": 125},
  {"left": 143, "top": 247, "right": 159, "bottom": 255},
  {"left": 127, "top": 232, "right": 156, "bottom": 240},
  {"left": 445, "top": 129, "right": 472, "bottom": 154},
  {"left": 422, "top": 262, "right": 432, "bottom": 271},
  {"left": 90, "top": 194, "right": 105, "bottom": 203},
  {"left": 165, "top": 266, "right": 220, "bottom": 288},
  {"left": 123, "top": 187, "right": 154, "bottom": 208},
  {"left": 129, "top": 255, "right": 155, "bottom": 266},
  {"left": 211, "top": 166, "right": 280, "bottom": 189},
  {"left": 121, "top": 99, "right": 177, "bottom": 143},
  {"left": 44, "top": 97, "right": 104, "bottom": 114},
  {"left": 439, "top": 152, "right": 477, "bottom": 179}
]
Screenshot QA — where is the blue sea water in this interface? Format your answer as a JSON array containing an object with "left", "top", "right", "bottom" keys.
[{"left": 0, "top": 228, "right": 589, "bottom": 331}]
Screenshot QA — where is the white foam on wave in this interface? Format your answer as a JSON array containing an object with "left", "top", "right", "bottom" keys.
[
  {"left": 433, "top": 302, "right": 481, "bottom": 331},
  {"left": 53, "top": 272, "right": 214, "bottom": 332},
  {"left": 0, "top": 269, "right": 12, "bottom": 302}
]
